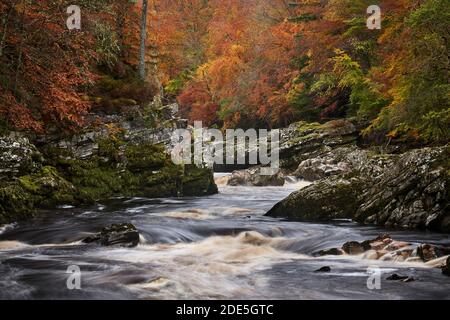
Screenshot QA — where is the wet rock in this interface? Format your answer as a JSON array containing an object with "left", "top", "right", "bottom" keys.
[
  {"left": 442, "top": 257, "right": 450, "bottom": 276},
  {"left": 83, "top": 223, "right": 140, "bottom": 248},
  {"left": 361, "top": 234, "right": 393, "bottom": 251},
  {"left": 316, "top": 248, "right": 344, "bottom": 256},
  {"left": 417, "top": 244, "right": 439, "bottom": 262},
  {"left": 314, "top": 266, "right": 331, "bottom": 273},
  {"left": 342, "top": 241, "right": 365, "bottom": 255},
  {"left": 417, "top": 244, "right": 450, "bottom": 262},
  {"left": 386, "top": 274, "right": 410, "bottom": 281},
  {"left": 227, "top": 167, "right": 285, "bottom": 187}
]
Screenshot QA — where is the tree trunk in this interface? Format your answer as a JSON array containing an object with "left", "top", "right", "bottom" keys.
[{"left": 138, "top": 0, "right": 149, "bottom": 81}]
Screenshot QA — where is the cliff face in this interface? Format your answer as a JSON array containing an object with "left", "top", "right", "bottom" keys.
[
  {"left": 266, "top": 120, "right": 449, "bottom": 233},
  {"left": 0, "top": 105, "right": 217, "bottom": 225}
]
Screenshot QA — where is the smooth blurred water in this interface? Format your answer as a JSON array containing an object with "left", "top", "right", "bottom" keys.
[{"left": 0, "top": 175, "right": 449, "bottom": 300}]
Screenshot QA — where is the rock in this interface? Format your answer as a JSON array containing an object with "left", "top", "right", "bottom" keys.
[
  {"left": 294, "top": 146, "right": 362, "bottom": 181},
  {"left": 442, "top": 256, "right": 450, "bottom": 276},
  {"left": 279, "top": 120, "right": 358, "bottom": 171},
  {"left": 361, "top": 234, "right": 393, "bottom": 251},
  {"left": 0, "top": 135, "right": 43, "bottom": 180},
  {"left": 0, "top": 166, "right": 78, "bottom": 224},
  {"left": 342, "top": 241, "right": 365, "bottom": 255},
  {"left": 267, "top": 145, "right": 450, "bottom": 232},
  {"left": 355, "top": 146, "right": 449, "bottom": 232},
  {"left": 314, "top": 266, "right": 331, "bottom": 273},
  {"left": 266, "top": 176, "right": 365, "bottom": 221},
  {"left": 227, "top": 167, "right": 285, "bottom": 187},
  {"left": 417, "top": 244, "right": 439, "bottom": 262},
  {"left": 316, "top": 248, "right": 344, "bottom": 256},
  {"left": 386, "top": 274, "right": 410, "bottom": 281},
  {"left": 83, "top": 223, "right": 140, "bottom": 248}
]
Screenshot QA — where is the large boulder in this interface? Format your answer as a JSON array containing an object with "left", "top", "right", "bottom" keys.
[
  {"left": 267, "top": 145, "right": 450, "bottom": 232},
  {"left": 227, "top": 167, "right": 285, "bottom": 187},
  {"left": 266, "top": 176, "right": 364, "bottom": 221},
  {"left": 355, "top": 146, "right": 449, "bottom": 231},
  {"left": 0, "top": 166, "right": 78, "bottom": 224}
]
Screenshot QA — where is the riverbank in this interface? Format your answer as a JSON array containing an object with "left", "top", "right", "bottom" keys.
[{"left": 0, "top": 106, "right": 217, "bottom": 225}]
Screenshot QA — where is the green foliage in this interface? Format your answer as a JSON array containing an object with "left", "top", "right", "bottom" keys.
[
  {"left": 420, "top": 109, "right": 450, "bottom": 142},
  {"left": 371, "top": 0, "right": 450, "bottom": 140},
  {"left": 288, "top": 13, "right": 317, "bottom": 23},
  {"left": 331, "top": 49, "right": 388, "bottom": 120},
  {"left": 93, "top": 21, "right": 121, "bottom": 69},
  {"left": 165, "top": 70, "right": 193, "bottom": 96}
]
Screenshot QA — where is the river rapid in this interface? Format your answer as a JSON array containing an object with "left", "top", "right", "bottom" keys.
[{"left": 0, "top": 174, "right": 449, "bottom": 300}]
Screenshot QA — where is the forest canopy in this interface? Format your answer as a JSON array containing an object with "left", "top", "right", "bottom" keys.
[{"left": 0, "top": 0, "right": 449, "bottom": 142}]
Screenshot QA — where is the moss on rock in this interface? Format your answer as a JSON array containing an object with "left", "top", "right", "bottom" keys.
[
  {"left": 0, "top": 133, "right": 218, "bottom": 225},
  {"left": 0, "top": 166, "right": 78, "bottom": 224}
]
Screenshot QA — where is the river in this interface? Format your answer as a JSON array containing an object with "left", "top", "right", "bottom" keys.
[{"left": 0, "top": 174, "right": 449, "bottom": 300}]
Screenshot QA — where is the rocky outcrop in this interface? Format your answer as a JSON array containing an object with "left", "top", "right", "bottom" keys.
[
  {"left": 294, "top": 146, "right": 365, "bottom": 181},
  {"left": 267, "top": 145, "right": 449, "bottom": 232},
  {"left": 278, "top": 120, "right": 358, "bottom": 171},
  {"left": 227, "top": 167, "right": 285, "bottom": 187},
  {"left": 0, "top": 135, "right": 43, "bottom": 180},
  {"left": 355, "top": 147, "right": 449, "bottom": 231},
  {"left": 0, "top": 105, "right": 218, "bottom": 225},
  {"left": 83, "top": 223, "right": 140, "bottom": 247}
]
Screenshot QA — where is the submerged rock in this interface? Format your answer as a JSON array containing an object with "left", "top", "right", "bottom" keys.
[
  {"left": 316, "top": 248, "right": 344, "bottom": 256},
  {"left": 387, "top": 274, "right": 415, "bottom": 282},
  {"left": 83, "top": 223, "right": 140, "bottom": 247},
  {"left": 314, "top": 266, "right": 331, "bottom": 273}
]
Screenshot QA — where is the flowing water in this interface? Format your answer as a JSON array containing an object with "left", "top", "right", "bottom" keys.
[{"left": 0, "top": 174, "right": 449, "bottom": 300}]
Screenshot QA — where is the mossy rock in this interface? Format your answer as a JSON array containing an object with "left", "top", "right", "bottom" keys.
[
  {"left": 266, "top": 175, "right": 364, "bottom": 221},
  {"left": 182, "top": 165, "right": 218, "bottom": 196},
  {"left": 0, "top": 166, "right": 78, "bottom": 224},
  {"left": 19, "top": 166, "right": 78, "bottom": 207},
  {"left": 0, "top": 134, "right": 219, "bottom": 225},
  {"left": 0, "top": 183, "right": 35, "bottom": 224},
  {"left": 125, "top": 143, "right": 167, "bottom": 173}
]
